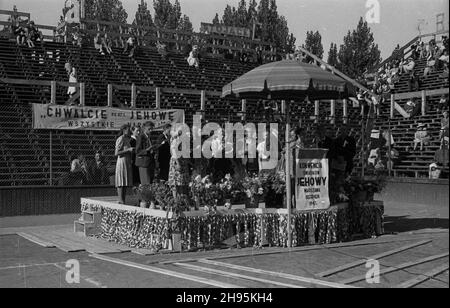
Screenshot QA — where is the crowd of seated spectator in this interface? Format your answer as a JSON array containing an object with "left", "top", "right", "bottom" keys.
[
  {"left": 58, "top": 152, "right": 109, "bottom": 186},
  {"left": 12, "top": 19, "right": 42, "bottom": 48},
  {"left": 367, "top": 37, "right": 449, "bottom": 96},
  {"left": 404, "top": 98, "right": 421, "bottom": 118},
  {"left": 430, "top": 138, "right": 449, "bottom": 179},
  {"left": 187, "top": 45, "right": 200, "bottom": 69},
  {"left": 440, "top": 110, "right": 449, "bottom": 147},
  {"left": 413, "top": 123, "right": 431, "bottom": 151},
  {"left": 423, "top": 38, "right": 449, "bottom": 78},
  {"left": 438, "top": 95, "right": 449, "bottom": 113},
  {"left": 156, "top": 41, "right": 168, "bottom": 59},
  {"left": 3, "top": 6, "right": 281, "bottom": 71},
  {"left": 93, "top": 32, "right": 113, "bottom": 55},
  {"left": 123, "top": 35, "right": 137, "bottom": 57},
  {"left": 70, "top": 25, "right": 83, "bottom": 47},
  {"left": 367, "top": 129, "right": 399, "bottom": 172},
  {"left": 429, "top": 94, "right": 449, "bottom": 179}
]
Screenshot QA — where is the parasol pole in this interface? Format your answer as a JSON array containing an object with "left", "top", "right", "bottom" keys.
[
  {"left": 361, "top": 111, "right": 365, "bottom": 178},
  {"left": 284, "top": 100, "right": 292, "bottom": 248}
]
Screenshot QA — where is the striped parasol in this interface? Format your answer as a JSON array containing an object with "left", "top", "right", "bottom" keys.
[
  {"left": 221, "top": 59, "right": 356, "bottom": 249},
  {"left": 222, "top": 60, "right": 355, "bottom": 100}
]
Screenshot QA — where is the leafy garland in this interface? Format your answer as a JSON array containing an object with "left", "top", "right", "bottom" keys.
[
  {"left": 85, "top": 206, "right": 382, "bottom": 251},
  {"left": 81, "top": 199, "right": 384, "bottom": 251}
]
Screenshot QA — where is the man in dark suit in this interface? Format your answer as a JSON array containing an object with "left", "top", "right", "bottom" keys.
[
  {"left": 130, "top": 126, "right": 141, "bottom": 185},
  {"left": 156, "top": 124, "right": 171, "bottom": 181},
  {"left": 135, "top": 122, "right": 155, "bottom": 185}
]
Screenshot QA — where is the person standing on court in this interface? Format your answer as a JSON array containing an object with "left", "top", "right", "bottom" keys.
[
  {"left": 135, "top": 122, "right": 156, "bottom": 185},
  {"left": 156, "top": 124, "right": 171, "bottom": 181},
  {"left": 115, "top": 124, "right": 134, "bottom": 204}
]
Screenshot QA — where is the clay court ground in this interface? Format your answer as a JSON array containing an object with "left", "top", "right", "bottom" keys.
[{"left": 0, "top": 200, "right": 448, "bottom": 289}]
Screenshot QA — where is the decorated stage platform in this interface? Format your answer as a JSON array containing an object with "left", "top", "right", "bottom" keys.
[{"left": 78, "top": 197, "right": 384, "bottom": 252}]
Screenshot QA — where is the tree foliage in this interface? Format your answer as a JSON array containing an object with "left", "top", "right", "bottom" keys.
[
  {"left": 84, "top": 0, "right": 128, "bottom": 23},
  {"left": 327, "top": 43, "right": 338, "bottom": 67},
  {"left": 133, "top": 0, "right": 154, "bottom": 28},
  {"left": 304, "top": 30, "right": 324, "bottom": 59},
  {"left": 153, "top": 0, "right": 192, "bottom": 32},
  {"left": 213, "top": 0, "right": 296, "bottom": 53},
  {"left": 177, "top": 14, "right": 193, "bottom": 33},
  {"left": 212, "top": 13, "right": 220, "bottom": 25},
  {"left": 337, "top": 17, "right": 381, "bottom": 78}
]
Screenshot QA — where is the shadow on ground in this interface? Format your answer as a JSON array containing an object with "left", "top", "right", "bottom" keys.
[{"left": 384, "top": 215, "right": 449, "bottom": 233}]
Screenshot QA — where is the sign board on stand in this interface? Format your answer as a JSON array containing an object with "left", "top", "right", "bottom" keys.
[{"left": 295, "top": 149, "right": 330, "bottom": 211}]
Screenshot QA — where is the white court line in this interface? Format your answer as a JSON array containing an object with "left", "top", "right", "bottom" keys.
[
  {"left": 340, "top": 252, "right": 449, "bottom": 284},
  {"left": 174, "top": 262, "right": 305, "bottom": 288},
  {"left": 89, "top": 253, "right": 242, "bottom": 288},
  {"left": 199, "top": 259, "right": 355, "bottom": 288},
  {"left": 0, "top": 262, "right": 64, "bottom": 271},
  {"left": 317, "top": 240, "right": 432, "bottom": 277},
  {"left": 53, "top": 264, "right": 107, "bottom": 288},
  {"left": 396, "top": 264, "right": 450, "bottom": 288}
]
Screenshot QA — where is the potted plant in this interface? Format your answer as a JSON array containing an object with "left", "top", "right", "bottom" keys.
[
  {"left": 218, "top": 174, "right": 240, "bottom": 209},
  {"left": 344, "top": 175, "right": 387, "bottom": 205},
  {"left": 189, "top": 175, "right": 220, "bottom": 211},
  {"left": 365, "top": 175, "right": 387, "bottom": 201},
  {"left": 151, "top": 181, "right": 173, "bottom": 210},
  {"left": 262, "top": 172, "right": 286, "bottom": 208},
  {"left": 242, "top": 174, "right": 265, "bottom": 208},
  {"left": 133, "top": 184, "right": 155, "bottom": 209}
]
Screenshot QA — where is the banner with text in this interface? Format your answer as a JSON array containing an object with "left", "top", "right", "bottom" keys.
[
  {"left": 295, "top": 149, "right": 330, "bottom": 211},
  {"left": 200, "top": 23, "right": 252, "bottom": 38},
  {"left": 32, "top": 104, "right": 185, "bottom": 131}
]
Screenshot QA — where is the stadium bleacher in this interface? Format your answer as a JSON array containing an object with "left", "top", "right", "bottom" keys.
[
  {"left": 363, "top": 34, "right": 449, "bottom": 178},
  {"left": 0, "top": 17, "right": 448, "bottom": 186}
]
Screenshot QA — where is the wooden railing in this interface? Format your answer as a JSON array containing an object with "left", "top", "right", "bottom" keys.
[
  {"left": 79, "top": 19, "right": 278, "bottom": 56},
  {"left": 390, "top": 88, "right": 450, "bottom": 118},
  {"left": 0, "top": 77, "right": 222, "bottom": 108},
  {"left": 0, "top": 8, "right": 279, "bottom": 57},
  {"left": 0, "top": 20, "right": 56, "bottom": 41},
  {"left": 0, "top": 9, "right": 30, "bottom": 20},
  {"left": 296, "top": 46, "right": 374, "bottom": 96}
]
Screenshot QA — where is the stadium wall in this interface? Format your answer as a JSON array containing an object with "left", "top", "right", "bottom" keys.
[
  {"left": 0, "top": 186, "right": 116, "bottom": 217},
  {"left": 377, "top": 178, "right": 449, "bottom": 207},
  {"left": 0, "top": 179, "right": 447, "bottom": 217}
]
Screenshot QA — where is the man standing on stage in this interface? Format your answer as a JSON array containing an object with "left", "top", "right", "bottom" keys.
[
  {"left": 135, "top": 122, "right": 155, "bottom": 185},
  {"left": 130, "top": 126, "right": 141, "bottom": 185},
  {"left": 156, "top": 124, "right": 171, "bottom": 181}
]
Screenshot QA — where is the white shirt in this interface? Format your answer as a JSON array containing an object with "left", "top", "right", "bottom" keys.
[{"left": 257, "top": 141, "right": 278, "bottom": 171}]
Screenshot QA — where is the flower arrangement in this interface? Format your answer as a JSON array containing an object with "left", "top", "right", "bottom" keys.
[
  {"left": 167, "top": 194, "right": 190, "bottom": 218},
  {"left": 265, "top": 172, "right": 286, "bottom": 194},
  {"left": 217, "top": 174, "right": 241, "bottom": 207},
  {"left": 344, "top": 175, "right": 387, "bottom": 204},
  {"left": 189, "top": 175, "right": 221, "bottom": 210},
  {"left": 150, "top": 181, "right": 174, "bottom": 210},
  {"left": 242, "top": 174, "right": 265, "bottom": 208},
  {"left": 133, "top": 184, "right": 155, "bottom": 208}
]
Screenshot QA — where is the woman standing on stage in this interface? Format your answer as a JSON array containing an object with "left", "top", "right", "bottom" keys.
[{"left": 115, "top": 124, "right": 134, "bottom": 204}]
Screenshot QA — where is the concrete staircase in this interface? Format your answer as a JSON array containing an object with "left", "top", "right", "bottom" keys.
[{"left": 74, "top": 209, "right": 101, "bottom": 237}]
